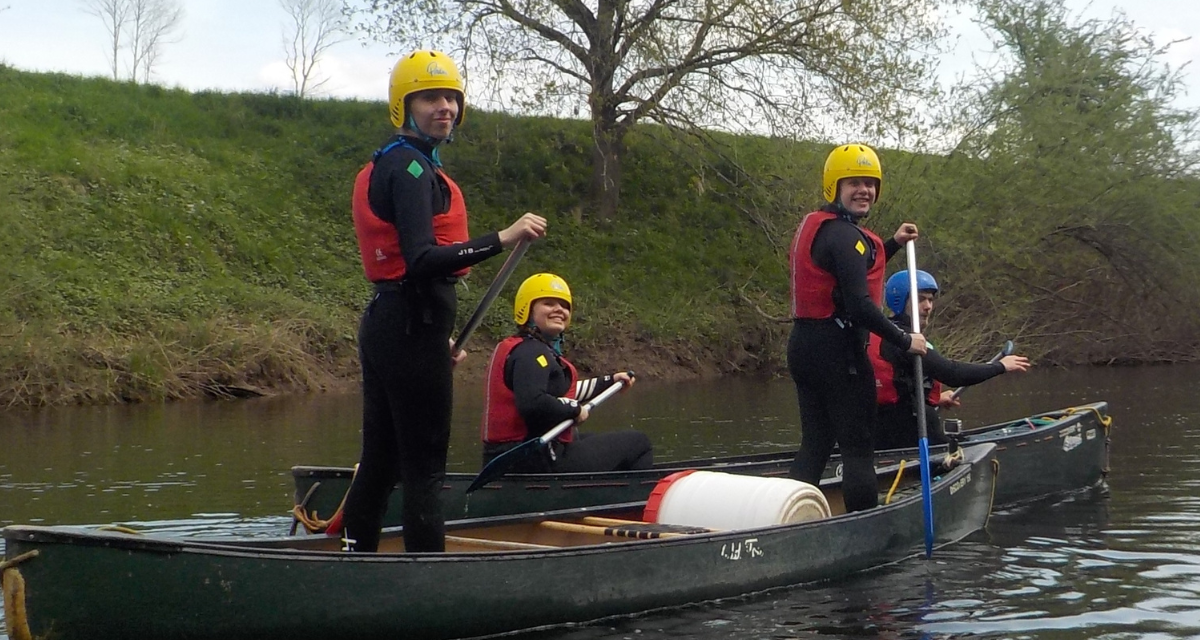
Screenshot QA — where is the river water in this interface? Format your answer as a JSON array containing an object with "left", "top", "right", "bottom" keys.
[{"left": 2, "top": 364, "right": 1198, "bottom": 639}]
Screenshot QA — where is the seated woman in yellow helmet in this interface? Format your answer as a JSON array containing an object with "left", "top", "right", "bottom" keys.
[{"left": 480, "top": 273, "right": 651, "bottom": 473}]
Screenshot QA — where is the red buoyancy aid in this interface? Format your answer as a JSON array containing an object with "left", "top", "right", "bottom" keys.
[
  {"left": 870, "top": 333, "right": 944, "bottom": 407},
  {"left": 481, "top": 336, "right": 579, "bottom": 444},
  {"left": 790, "top": 211, "right": 886, "bottom": 319},
  {"left": 352, "top": 156, "right": 470, "bottom": 282}
]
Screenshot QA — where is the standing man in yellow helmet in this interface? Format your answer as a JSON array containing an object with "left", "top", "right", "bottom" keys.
[
  {"left": 340, "top": 50, "right": 547, "bottom": 553},
  {"left": 480, "top": 273, "right": 650, "bottom": 473},
  {"left": 787, "top": 144, "right": 927, "bottom": 512}
]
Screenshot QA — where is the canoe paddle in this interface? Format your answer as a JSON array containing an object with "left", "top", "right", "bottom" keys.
[
  {"left": 948, "top": 340, "right": 1015, "bottom": 402},
  {"left": 905, "top": 240, "right": 936, "bottom": 559},
  {"left": 467, "top": 377, "right": 631, "bottom": 493},
  {"left": 451, "top": 239, "right": 530, "bottom": 357}
]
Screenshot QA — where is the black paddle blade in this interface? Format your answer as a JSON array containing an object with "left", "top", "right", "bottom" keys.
[{"left": 466, "top": 438, "right": 543, "bottom": 493}]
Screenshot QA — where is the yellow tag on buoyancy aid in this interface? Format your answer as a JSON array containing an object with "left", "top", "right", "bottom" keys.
[
  {"left": 537, "top": 354, "right": 549, "bottom": 368},
  {"left": 854, "top": 239, "right": 866, "bottom": 255}
]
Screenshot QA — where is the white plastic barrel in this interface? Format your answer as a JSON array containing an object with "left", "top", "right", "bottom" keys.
[{"left": 643, "top": 470, "right": 830, "bottom": 530}]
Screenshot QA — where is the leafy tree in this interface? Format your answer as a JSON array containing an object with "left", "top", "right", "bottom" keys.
[
  {"left": 354, "top": 0, "right": 948, "bottom": 221},
  {"left": 918, "top": 0, "right": 1200, "bottom": 362}
]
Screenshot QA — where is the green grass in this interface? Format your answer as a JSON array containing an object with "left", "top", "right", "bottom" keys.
[{"left": 2, "top": 65, "right": 1199, "bottom": 405}]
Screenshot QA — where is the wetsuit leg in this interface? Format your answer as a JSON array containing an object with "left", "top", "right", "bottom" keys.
[
  {"left": 553, "top": 431, "right": 654, "bottom": 472},
  {"left": 391, "top": 338, "right": 452, "bottom": 552},
  {"left": 341, "top": 285, "right": 456, "bottom": 553},
  {"left": 787, "top": 321, "right": 839, "bottom": 485},
  {"left": 339, "top": 299, "right": 402, "bottom": 553},
  {"left": 788, "top": 321, "right": 879, "bottom": 511}
]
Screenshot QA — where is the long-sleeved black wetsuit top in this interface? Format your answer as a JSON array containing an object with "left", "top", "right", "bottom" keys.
[
  {"left": 878, "top": 314, "right": 1005, "bottom": 398},
  {"left": 873, "top": 313, "right": 1006, "bottom": 450}
]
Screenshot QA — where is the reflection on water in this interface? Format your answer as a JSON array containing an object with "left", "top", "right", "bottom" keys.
[{"left": 2, "top": 364, "right": 1200, "bottom": 639}]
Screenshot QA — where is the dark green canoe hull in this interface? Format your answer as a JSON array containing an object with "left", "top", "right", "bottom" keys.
[
  {"left": 292, "top": 402, "right": 1110, "bottom": 527},
  {"left": 2, "top": 444, "right": 997, "bottom": 640}
]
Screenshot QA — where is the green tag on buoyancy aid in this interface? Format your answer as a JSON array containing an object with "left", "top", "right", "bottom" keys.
[{"left": 406, "top": 159, "right": 425, "bottom": 178}]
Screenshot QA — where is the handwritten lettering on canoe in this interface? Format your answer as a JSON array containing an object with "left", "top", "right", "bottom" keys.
[{"left": 721, "top": 538, "right": 764, "bottom": 560}]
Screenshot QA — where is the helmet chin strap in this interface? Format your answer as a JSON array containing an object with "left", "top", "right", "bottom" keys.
[
  {"left": 404, "top": 114, "right": 453, "bottom": 165},
  {"left": 832, "top": 200, "right": 862, "bottom": 223}
]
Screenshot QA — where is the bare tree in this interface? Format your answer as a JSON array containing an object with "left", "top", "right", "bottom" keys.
[
  {"left": 356, "top": 0, "right": 947, "bottom": 220},
  {"left": 280, "top": 0, "right": 349, "bottom": 98},
  {"left": 80, "top": 0, "right": 181, "bottom": 82},
  {"left": 80, "top": 0, "right": 131, "bottom": 80},
  {"left": 126, "top": 0, "right": 184, "bottom": 83}
]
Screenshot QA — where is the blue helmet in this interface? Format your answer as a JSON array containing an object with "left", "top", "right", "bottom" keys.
[{"left": 885, "top": 270, "right": 939, "bottom": 316}]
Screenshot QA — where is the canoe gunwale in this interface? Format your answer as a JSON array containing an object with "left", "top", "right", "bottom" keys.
[{"left": 4, "top": 444, "right": 994, "bottom": 562}]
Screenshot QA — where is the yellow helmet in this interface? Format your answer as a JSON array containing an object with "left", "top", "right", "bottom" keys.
[
  {"left": 388, "top": 50, "right": 466, "bottom": 129},
  {"left": 514, "top": 273, "right": 572, "bottom": 325},
  {"left": 822, "top": 144, "right": 882, "bottom": 204}
]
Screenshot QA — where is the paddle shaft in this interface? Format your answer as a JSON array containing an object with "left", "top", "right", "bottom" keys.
[
  {"left": 905, "top": 240, "right": 936, "bottom": 558},
  {"left": 538, "top": 379, "right": 628, "bottom": 446},
  {"left": 905, "top": 245, "right": 928, "bottom": 442},
  {"left": 451, "top": 239, "right": 530, "bottom": 356},
  {"left": 948, "top": 340, "right": 1014, "bottom": 402}
]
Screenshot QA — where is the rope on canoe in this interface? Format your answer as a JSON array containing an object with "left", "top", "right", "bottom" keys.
[
  {"left": 1063, "top": 405, "right": 1113, "bottom": 431},
  {"left": 940, "top": 446, "right": 965, "bottom": 470},
  {"left": 293, "top": 466, "right": 356, "bottom": 535},
  {"left": 2, "top": 550, "right": 38, "bottom": 640},
  {"left": 985, "top": 457, "right": 1001, "bottom": 524},
  {"left": 884, "top": 460, "right": 908, "bottom": 505},
  {"left": 291, "top": 504, "right": 336, "bottom": 535}
]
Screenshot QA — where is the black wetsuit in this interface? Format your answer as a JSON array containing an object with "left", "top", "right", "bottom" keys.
[
  {"left": 788, "top": 206, "right": 910, "bottom": 512},
  {"left": 482, "top": 336, "right": 653, "bottom": 473},
  {"left": 874, "top": 314, "right": 1006, "bottom": 450},
  {"left": 340, "top": 135, "right": 502, "bottom": 554}
]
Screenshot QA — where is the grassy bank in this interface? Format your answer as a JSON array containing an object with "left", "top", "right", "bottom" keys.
[{"left": 2, "top": 66, "right": 1199, "bottom": 406}]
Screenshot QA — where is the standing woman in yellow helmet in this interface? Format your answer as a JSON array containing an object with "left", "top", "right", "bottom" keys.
[
  {"left": 340, "top": 50, "right": 547, "bottom": 554},
  {"left": 786, "top": 144, "right": 927, "bottom": 512},
  {"left": 480, "top": 273, "right": 650, "bottom": 473}
]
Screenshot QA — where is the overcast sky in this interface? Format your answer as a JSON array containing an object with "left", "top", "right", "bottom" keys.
[{"left": 1, "top": 0, "right": 1198, "bottom": 110}]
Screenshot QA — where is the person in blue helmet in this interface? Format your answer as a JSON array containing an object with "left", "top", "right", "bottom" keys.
[{"left": 868, "top": 270, "right": 1031, "bottom": 450}]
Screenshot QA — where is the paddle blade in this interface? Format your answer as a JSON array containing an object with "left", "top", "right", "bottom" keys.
[
  {"left": 1002, "top": 340, "right": 1015, "bottom": 356},
  {"left": 467, "top": 438, "right": 543, "bottom": 493},
  {"left": 919, "top": 438, "right": 935, "bottom": 558}
]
